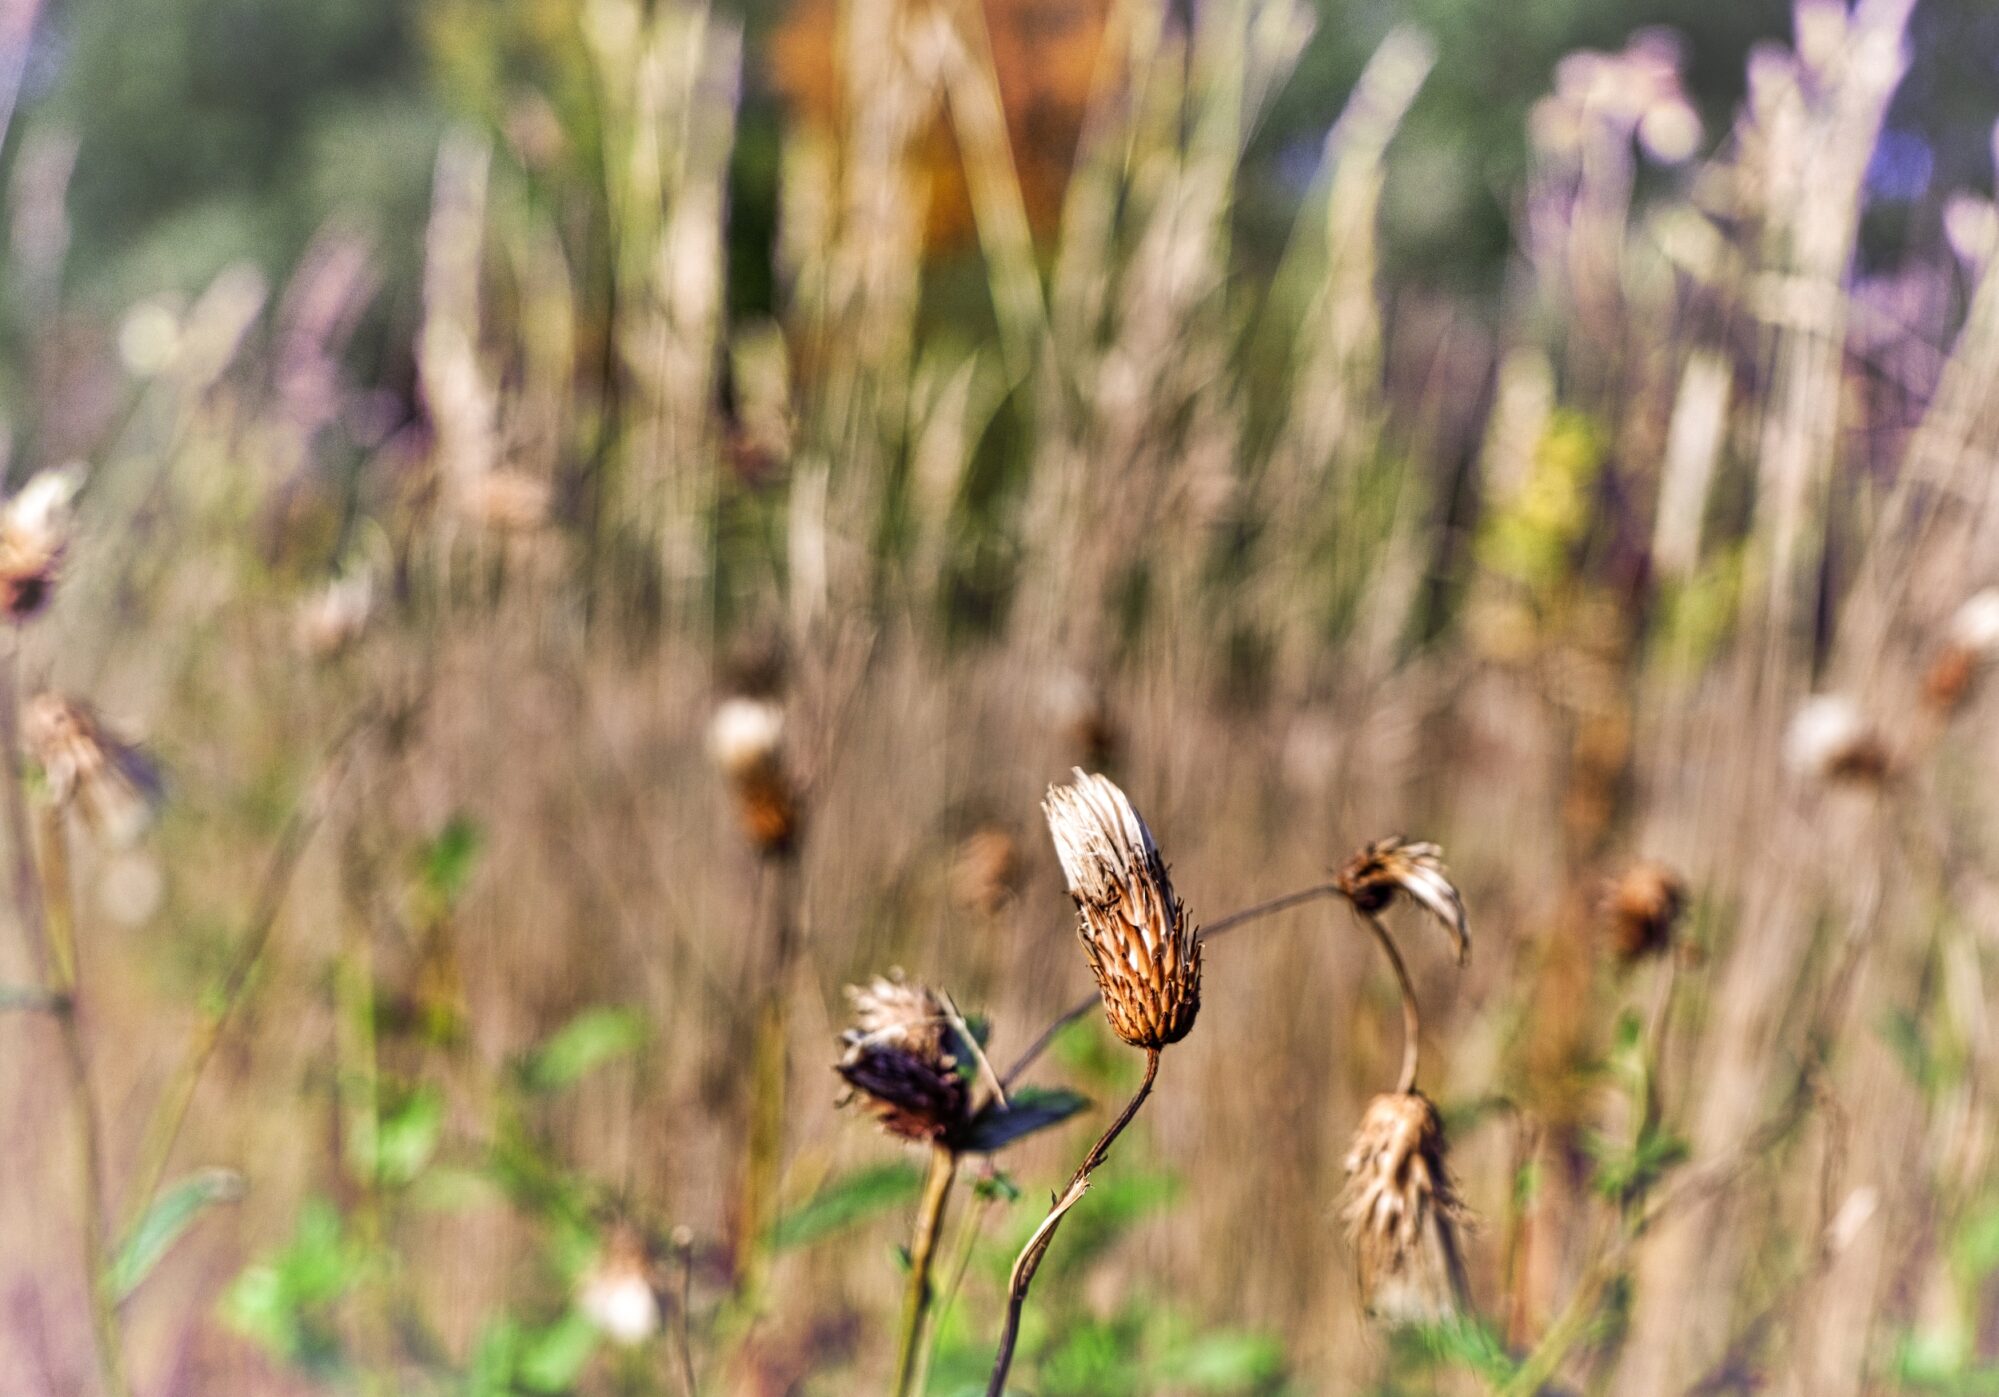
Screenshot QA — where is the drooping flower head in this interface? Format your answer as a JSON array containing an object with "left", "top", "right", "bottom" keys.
[
  {"left": 1339, "top": 1091, "right": 1472, "bottom": 1325},
  {"left": 1600, "top": 859, "right": 1685, "bottom": 964},
  {"left": 24, "top": 694, "right": 164, "bottom": 846},
  {"left": 1336, "top": 837, "right": 1470, "bottom": 966},
  {"left": 1043, "top": 769, "right": 1200, "bottom": 1050},
  {"left": 0, "top": 468, "right": 80, "bottom": 623}
]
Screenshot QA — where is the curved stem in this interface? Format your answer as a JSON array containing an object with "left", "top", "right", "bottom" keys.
[
  {"left": 891, "top": 1146, "right": 957, "bottom": 1397},
  {"left": 1360, "top": 910, "right": 1422, "bottom": 1096},
  {"left": 1002, "top": 883, "right": 1343, "bottom": 1087},
  {"left": 987, "top": 1048, "right": 1160, "bottom": 1397}
]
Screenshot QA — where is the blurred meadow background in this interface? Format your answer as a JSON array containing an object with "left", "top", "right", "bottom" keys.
[{"left": 5, "top": 0, "right": 1999, "bottom": 1392}]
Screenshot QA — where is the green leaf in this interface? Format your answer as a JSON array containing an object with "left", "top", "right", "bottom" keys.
[
  {"left": 374, "top": 1083, "right": 445, "bottom": 1186},
  {"left": 112, "top": 1167, "right": 245, "bottom": 1299},
  {"left": 417, "top": 815, "right": 484, "bottom": 910},
  {"left": 519, "top": 1006, "right": 648, "bottom": 1093},
  {"left": 517, "top": 1310, "right": 601, "bottom": 1392},
  {"left": 953, "top": 1087, "right": 1090, "bottom": 1154},
  {"left": 1154, "top": 1329, "right": 1286, "bottom": 1389},
  {"left": 769, "top": 1162, "right": 921, "bottom": 1251}
]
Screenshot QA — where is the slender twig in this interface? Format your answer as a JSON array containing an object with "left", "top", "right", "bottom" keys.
[
  {"left": 672, "top": 1232, "right": 699, "bottom": 1397},
  {"left": 0, "top": 649, "right": 129, "bottom": 1397},
  {"left": 891, "top": 1145, "right": 958, "bottom": 1397},
  {"left": 986, "top": 1047, "right": 1160, "bottom": 1397},
  {"left": 923, "top": 1172, "right": 997, "bottom": 1391},
  {"left": 1003, "top": 882, "right": 1343, "bottom": 1087},
  {"left": 116, "top": 713, "right": 370, "bottom": 1244},
  {"left": 1358, "top": 909, "right": 1422, "bottom": 1095}
]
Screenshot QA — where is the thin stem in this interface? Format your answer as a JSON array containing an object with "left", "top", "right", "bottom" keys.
[
  {"left": 922, "top": 1177, "right": 996, "bottom": 1391},
  {"left": 0, "top": 651, "right": 129, "bottom": 1397},
  {"left": 672, "top": 1235, "right": 699, "bottom": 1397},
  {"left": 891, "top": 1145, "right": 958, "bottom": 1397},
  {"left": 1003, "top": 882, "right": 1343, "bottom": 1087},
  {"left": 733, "top": 851, "right": 803, "bottom": 1309},
  {"left": 1359, "top": 910, "right": 1422, "bottom": 1096},
  {"left": 116, "top": 715, "right": 367, "bottom": 1244},
  {"left": 986, "top": 1047, "right": 1160, "bottom": 1397}
]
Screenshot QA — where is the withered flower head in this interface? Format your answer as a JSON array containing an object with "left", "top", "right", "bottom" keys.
[
  {"left": 949, "top": 824, "right": 1021, "bottom": 917},
  {"left": 1044, "top": 769, "right": 1200, "bottom": 1050},
  {"left": 576, "top": 1222, "right": 661, "bottom": 1346},
  {"left": 1336, "top": 837, "right": 1470, "bottom": 966},
  {"left": 707, "top": 695, "right": 799, "bottom": 857},
  {"left": 295, "top": 567, "right": 375, "bottom": 661},
  {"left": 0, "top": 468, "right": 79, "bottom": 623},
  {"left": 1784, "top": 695, "right": 1890, "bottom": 786},
  {"left": 1601, "top": 860, "right": 1684, "bottom": 964},
  {"left": 25, "top": 694, "right": 164, "bottom": 845},
  {"left": 836, "top": 972, "right": 969, "bottom": 1144},
  {"left": 1339, "top": 1091, "right": 1472, "bottom": 1325}
]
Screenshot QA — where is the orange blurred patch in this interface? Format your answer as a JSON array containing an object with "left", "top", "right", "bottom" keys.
[{"left": 769, "top": 0, "right": 1111, "bottom": 248}]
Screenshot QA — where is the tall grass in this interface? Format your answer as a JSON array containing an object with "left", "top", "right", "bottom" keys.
[{"left": 3, "top": 0, "right": 1998, "bottom": 1392}]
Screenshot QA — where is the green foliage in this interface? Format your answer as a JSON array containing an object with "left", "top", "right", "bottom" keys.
[
  {"left": 1391, "top": 1315, "right": 1521, "bottom": 1385},
  {"left": 370, "top": 1080, "right": 447, "bottom": 1187},
  {"left": 515, "top": 1005, "right": 649, "bottom": 1094},
  {"left": 415, "top": 814, "right": 485, "bottom": 917},
  {"left": 954, "top": 1087, "right": 1091, "bottom": 1154},
  {"left": 111, "top": 1167, "right": 245, "bottom": 1300},
  {"left": 467, "top": 1311, "right": 604, "bottom": 1397},
  {"left": 221, "top": 1197, "right": 371, "bottom": 1373},
  {"left": 769, "top": 1161, "right": 923, "bottom": 1252}
]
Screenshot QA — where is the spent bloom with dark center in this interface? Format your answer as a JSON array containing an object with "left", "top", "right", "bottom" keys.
[
  {"left": 1601, "top": 860, "right": 1685, "bottom": 964},
  {"left": 1336, "top": 837, "right": 1470, "bottom": 966},
  {"left": 1044, "top": 769, "right": 1200, "bottom": 1050},
  {"left": 0, "top": 468, "right": 79, "bottom": 623},
  {"left": 25, "top": 694, "right": 164, "bottom": 846},
  {"left": 836, "top": 973, "right": 969, "bottom": 1143},
  {"left": 1340, "top": 1091, "right": 1472, "bottom": 1325}
]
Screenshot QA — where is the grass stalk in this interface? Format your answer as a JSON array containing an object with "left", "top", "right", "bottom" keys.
[
  {"left": 986, "top": 1046, "right": 1160, "bottom": 1397},
  {"left": 890, "top": 1143, "right": 957, "bottom": 1397}
]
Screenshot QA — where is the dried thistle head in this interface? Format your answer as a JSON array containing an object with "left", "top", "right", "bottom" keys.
[
  {"left": 1339, "top": 1091, "right": 1472, "bottom": 1325},
  {"left": 0, "top": 468, "right": 79, "bottom": 623},
  {"left": 1044, "top": 769, "right": 1200, "bottom": 1051},
  {"left": 24, "top": 695, "right": 164, "bottom": 846},
  {"left": 707, "top": 695, "right": 799, "bottom": 856},
  {"left": 575, "top": 1222, "right": 662, "bottom": 1346},
  {"left": 836, "top": 972, "right": 969, "bottom": 1144},
  {"left": 1601, "top": 860, "right": 1684, "bottom": 964},
  {"left": 295, "top": 567, "right": 375, "bottom": 660},
  {"left": 1926, "top": 589, "right": 1999, "bottom": 711},
  {"left": 949, "top": 823, "right": 1021, "bottom": 916},
  {"left": 1784, "top": 694, "right": 1891, "bottom": 786},
  {"left": 1336, "top": 837, "right": 1470, "bottom": 966}
]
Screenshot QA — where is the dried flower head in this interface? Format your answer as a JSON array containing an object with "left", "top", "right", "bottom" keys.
[
  {"left": 1928, "top": 589, "right": 1999, "bottom": 711},
  {"left": 1044, "top": 770, "right": 1200, "bottom": 1050},
  {"left": 0, "top": 468, "right": 80, "bottom": 622},
  {"left": 836, "top": 972, "right": 969, "bottom": 1143},
  {"left": 949, "top": 824, "right": 1021, "bottom": 916},
  {"left": 1336, "top": 838, "right": 1470, "bottom": 966},
  {"left": 576, "top": 1223, "right": 661, "bottom": 1346},
  {"left": 1784, "top": 694, "right": 1891, "bottom": 785},
  {"left": 706, "top": 695, "right": 799, "bottom": 856},
  {"left": 1340, "top": 1091, "right": 1472, "bottom": 1325},
  {"left": 1601, "top": 860, "right": 1685, "bottom": 964},
  {"left": 24, "top": 695, "right": 164, "bottom": 845},
  {"left": 295, "top": 567, "right": 376, "bottom": 660}
]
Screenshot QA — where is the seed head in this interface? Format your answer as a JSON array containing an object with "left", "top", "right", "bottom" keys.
[
  {"left": 24, "top": 695, "right": 164, "bottom": 846},
  {"left": 1601, "top": 860, "right": 1684, "bottom": 964},
  {"left": 836, "top": 973, "right": 970, "bottom": 1144},
  {"left": 1339, "top": 1091, "right": 1472, "bottom": 1325},
  {"left": 1043, "top": 769, "right": 1200, "bottom": 1050},
  {"left": 707, "top": 695, "right": 799, "bottom": 857},
  {"left": 576, "top": 1223, "right": 662, "bottom": 1346},
  {"left": 1336, "top": 837, "right": 1470, "bottom": 966},
  {"left": 295, "top": 567, "right": 376, "bottom": 660},
  {"left": 0, "top": 468, "right": 79, "bottom": 623},
  {"left": 949, "top": 824, "right": 1021, "bottom": 916},
  {"left": 1784, "top": 695, "right": 1890, "bottom": 785}
]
